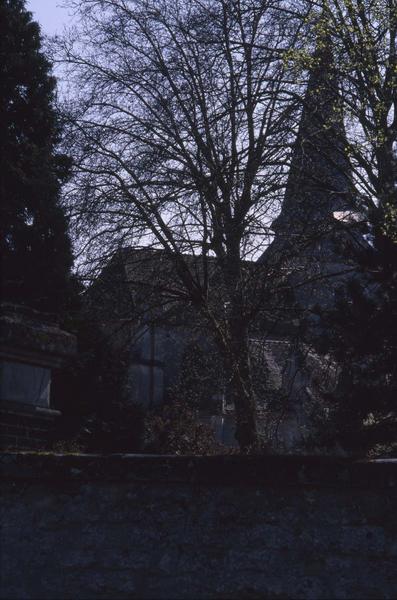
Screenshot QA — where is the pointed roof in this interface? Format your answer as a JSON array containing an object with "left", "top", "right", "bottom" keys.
[
  {"left": 272, "top": 40, "right": 353, "bottom": 235},
  {"left": 256, "top": 41, "right": 368, "bottom": 315}
]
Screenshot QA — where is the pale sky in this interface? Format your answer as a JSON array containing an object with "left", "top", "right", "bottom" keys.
[{"left": 26, "top": 0, "right": 74, "bottom": 36}]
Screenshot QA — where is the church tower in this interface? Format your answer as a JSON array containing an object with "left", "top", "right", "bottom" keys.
[
  {"left": 253, "top": 41, "right": 368, "bottom": 449},
  {"left": 260, "top": 39, "right": 365, "bottom": 313}
]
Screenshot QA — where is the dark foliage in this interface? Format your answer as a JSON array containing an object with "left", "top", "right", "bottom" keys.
[
  {"left": 170, "top": 341, "right": 225, "bottom": 414},
  {"left": 52, "top": 404, "right": 146, "bottom": 454},
  {"left": 145, "top": 400, "right": 224, "bottom": 455},
  {"left": 52, "top": 317, "right": 146, "bottom": 453},
  {"left": 0, "top": 0, "right": 73, "bottom": 314},
  {"left": 313, "top": 234, "right": 397, "bottom": 456}
]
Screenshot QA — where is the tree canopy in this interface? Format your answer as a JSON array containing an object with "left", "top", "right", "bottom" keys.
[
  {"left": 56, "top": 0, "right": 396, "bottom": 453},
  {"left": 0, "top": 0, "right": 73, "bottom": 314},
  {"left": 57, "top": 0, "right": 308, "bottom": 449}
]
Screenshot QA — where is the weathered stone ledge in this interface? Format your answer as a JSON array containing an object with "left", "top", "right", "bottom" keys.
[
  {"left": 1, "top": 452, "right": 396, "bottom": 489},
  {"left": 0, "top": 302, "right": 77, "bottom": 365}
]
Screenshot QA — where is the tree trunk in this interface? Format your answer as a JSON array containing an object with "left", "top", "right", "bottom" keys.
[
  {"left": 226, "top": 331, "right": 259, "bottom": 452},
  {"left": 222, "top": 253, "right": 259, "bottom": 451}
]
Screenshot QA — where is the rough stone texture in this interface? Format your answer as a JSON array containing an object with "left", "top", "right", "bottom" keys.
[
  {"left": 1, "top": 453, "right": 396, "bottom": 600},
  {"left": 0, "top": 405, "right": 60, "bottom": 451},
  {"left": 0, "top": 303, "right": 76, "bottom": 369}
]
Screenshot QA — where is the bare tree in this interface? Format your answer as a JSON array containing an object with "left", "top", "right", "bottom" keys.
[
  {"left": 57, "top": 0, "right": 303, "bottom": 450},
  {"left": 294, "top": 0, "right": 397, "bottom": 236}
]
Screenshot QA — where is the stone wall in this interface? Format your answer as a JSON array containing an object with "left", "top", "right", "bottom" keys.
[
  {"left": 0, "top": 404, "right": 59, "bottom": 450},
  {"left": 1, "top": 453, "right": 396, "bottom": 599}
]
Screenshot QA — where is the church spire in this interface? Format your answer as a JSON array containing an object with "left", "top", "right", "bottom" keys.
[
  {"left": 258, "top": 37, "right": 367, "bottom": 315},
  {"left": 272, "top": 39, "right": 353, "bottom": 237}
]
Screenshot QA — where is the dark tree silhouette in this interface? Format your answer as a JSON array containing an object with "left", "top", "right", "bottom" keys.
[
  {"left": 0, "top": 0, "right": 73, "bottom": 314},
  {"left": 312, "top": 235, "right": 397, "bottom": 456}
]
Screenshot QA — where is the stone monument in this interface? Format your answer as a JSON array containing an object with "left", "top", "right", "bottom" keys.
[{"left": 0, "top": 303, "right": 77, "bottom": 450}]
